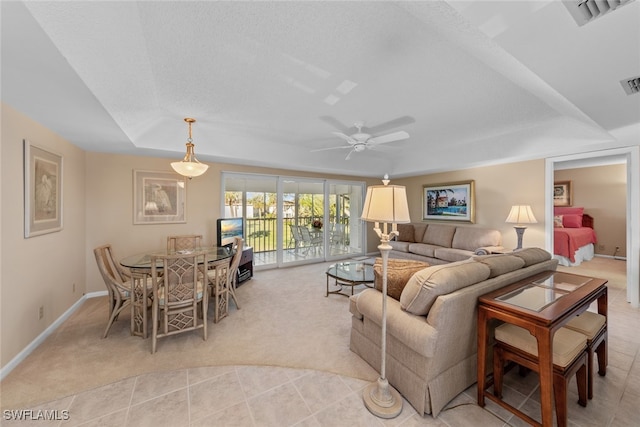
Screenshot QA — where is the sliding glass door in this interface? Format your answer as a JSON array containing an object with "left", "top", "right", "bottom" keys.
[
  {"left": 222, "top": 172, "right": 365, "bottom": 268},
  {"left": 327, "top": 181, "right": 364, "bottom": 258}
]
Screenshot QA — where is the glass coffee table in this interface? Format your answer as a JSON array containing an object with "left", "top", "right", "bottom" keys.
[{"left": 326, "top": 261, "right": 374, "bottom": 297}]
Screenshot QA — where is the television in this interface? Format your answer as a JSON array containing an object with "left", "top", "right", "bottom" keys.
[{"left": 216, "top": 217, "right": 244, "bottom": 248}]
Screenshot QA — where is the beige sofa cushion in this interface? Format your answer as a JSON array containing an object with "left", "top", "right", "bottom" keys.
[
  {"left": 452, "top": 227, "right": 502, "bottom": 251},
  {"left": 473, "top": 254, "right": 525, "bottom": 278},
  {"left": 433, "top": 247, "right": 473, "bottom": 263},
  {"left": 422, "top": 224, "right": 456, "bottom": 247},
  {"left": 413, "top": 223, "right": 428, "bottom": 243},
  {"left": 374, "top": 258, "right": 430, "bottom": 301},
  {"left": 512, "top": 247, "right": 552, "bottom": 267},
  {"left": 400, "top": 260, "right": 491, "bottom": 315}
]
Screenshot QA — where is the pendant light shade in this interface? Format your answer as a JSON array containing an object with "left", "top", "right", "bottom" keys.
[{"left": 171, "top": 118, "right": 209, "bottom": 178}]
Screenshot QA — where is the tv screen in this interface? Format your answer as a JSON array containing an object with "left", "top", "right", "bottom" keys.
[{"left": 217, "top": 217, "right": 244, "bottom": 248}]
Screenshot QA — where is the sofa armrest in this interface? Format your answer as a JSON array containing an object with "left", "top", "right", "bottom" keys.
[
  {"left": 354, "top": 289, "right": 438, "bottom": 358},
  {"left": 349, "top": 294, "right": 363, "bottom": 320},
  {"left": 474, "top": 245, "right": 505, "bottom": 255}
]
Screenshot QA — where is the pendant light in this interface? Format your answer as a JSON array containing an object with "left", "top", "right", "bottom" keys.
[{"left": 171, "top": 118, "right": 209, "bottom": 178}]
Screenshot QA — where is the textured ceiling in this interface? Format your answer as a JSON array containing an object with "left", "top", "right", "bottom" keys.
[{"left": 2, "top": 1, "right": 639, "bottom": 178}]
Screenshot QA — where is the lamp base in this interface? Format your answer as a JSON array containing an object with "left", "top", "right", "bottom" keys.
[{"left": 363, "top": 377, "right": 403, "bottom": 419}]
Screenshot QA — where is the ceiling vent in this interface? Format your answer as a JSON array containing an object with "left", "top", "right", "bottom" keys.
[
  {"left": 620, "top": 76, "right": 640, "bottom": 95},
  {"left": 562, "top": 0, "right": 636, "bottom": 26}
]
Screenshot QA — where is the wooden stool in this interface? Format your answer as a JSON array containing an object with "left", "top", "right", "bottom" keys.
[
  {"left": 565, "top": 311, "right": 607, "bottom": 399},
  {"left": 493, "top": 323, "right": 588, "bottom": 427}
]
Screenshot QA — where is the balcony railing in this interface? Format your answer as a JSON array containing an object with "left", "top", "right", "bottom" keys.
[{"left": 245, "top": 217, "right": 349, "bottom": 253}]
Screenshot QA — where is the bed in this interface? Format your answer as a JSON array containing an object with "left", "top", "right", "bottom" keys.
[{"left": 553, "top": 207, "right": 597, "bottom": 267}]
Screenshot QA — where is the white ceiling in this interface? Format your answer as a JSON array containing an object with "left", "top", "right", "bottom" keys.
[{"left": 2, "top": 1, "right": 639, "bottom": 178}]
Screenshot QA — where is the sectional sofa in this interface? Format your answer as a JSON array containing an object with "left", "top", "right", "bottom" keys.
[
  {"left": 388, "top": 222, "right": 504, "bottom": 265},
  {"left": 349, "top": 248, "right": 558, "bottom": 416}
]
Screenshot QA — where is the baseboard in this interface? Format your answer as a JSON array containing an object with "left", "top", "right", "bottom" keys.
[
  {"left": 594, "top": 254, "right": 627, "bottom": 261},
  {"left": 0, "top": 291, "right": 107, "bottom": 381}
]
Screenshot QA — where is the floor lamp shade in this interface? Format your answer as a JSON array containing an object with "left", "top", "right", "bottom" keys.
[
  {"left": 361, "top": 185, "right": 411, "bottom": 224},
  {"left": 360, "top": 181, "right": 410, "bottom": 418}
]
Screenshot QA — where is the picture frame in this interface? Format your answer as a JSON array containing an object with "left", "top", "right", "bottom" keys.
[
  {"left": 553, "top": 180, "right": 573, "bottom": 207},
  {"left": 423, "top": 180, "right": 475, "bottom": 223},
  {"left": 24, "top": 140, "right": 63, "bottom": 238},
  {"left": 133, "top": 170, "right": 186, "bottom": 224}
]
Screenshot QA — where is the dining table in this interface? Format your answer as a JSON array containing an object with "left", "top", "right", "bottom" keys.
[{"left": 120, "top": 246, "right": 233, "bottom": 338}]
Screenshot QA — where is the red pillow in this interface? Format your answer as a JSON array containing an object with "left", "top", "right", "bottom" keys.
[
  {"left": 554, "top": 207, "right": 584, "bottom": 216},
  {"left": 563, "top": 214, "right": 583, "bottom": 228}
]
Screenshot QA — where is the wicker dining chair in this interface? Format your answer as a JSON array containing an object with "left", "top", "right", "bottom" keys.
[
  {"left": 207, "top": 257, "right": 231, "bottom": 323},
  {"left": 166, "top": 234, "right": 203, "bottom": 252},
  {"left": 93, "top": 244, "right": 135, "bottom": 338},
  {"left": 226, "top": 237, "right": 244, "bottom": 309},
  {"left": 150, "top": 250, "right": 208, "bottom": 353}
]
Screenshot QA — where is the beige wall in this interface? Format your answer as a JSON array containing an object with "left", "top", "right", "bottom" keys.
[
  {"left": 555, "top": 164, "right": 627, "bottom": 257},
  {"left": 393, "top": 159, "right": 546, "bottom": 250},
  {"left": 1, "top": 105, "right": 86, "bottom": 366}
]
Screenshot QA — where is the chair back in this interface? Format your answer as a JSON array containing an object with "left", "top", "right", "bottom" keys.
[
  {"left": 290, "top": 225, "right": 303, "bottom": 242},
  {"left": 93, "top": 244, "right": 132, "bottom": 338},
  {"left": 228, "top": 237, "right": 244, "bottom": 285},
  {"left": 94, "top": 244, "right": 128, "bottom": 292},
  {"left": 167, "top": 234, "right": 203, "bottom": 252},
  {"left": 152, "top": 251, "right": 207, "bottom": 305},
  {"left": 151, "top": 250, "right": 208, "bottom": 352}
]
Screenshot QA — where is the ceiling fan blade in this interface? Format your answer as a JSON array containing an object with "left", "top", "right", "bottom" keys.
[
  {"left": 320, "top": 116, "right": 351, "bottom": 133},
  {"left": 310, "top": 146, "right": 351, "bottom": 152},
  {"left": 331, "top": 131, "right": 356, "bottom": 144},
  {"left": 366, "top": 116, "right": 415, "bottom": 134},
  {"left": 368, "top": 131, "right": 410, "bottom": 145},
  {"left": 345, "top": 149, "right": 356, "bottom": 160}
]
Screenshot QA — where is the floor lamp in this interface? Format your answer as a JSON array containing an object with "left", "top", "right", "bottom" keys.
[
  {"left": 505, "top": 205, "right": 537, "bottom": 250},
  {"left": 360, "top": 175, "right": 410, "bottom": 418}
]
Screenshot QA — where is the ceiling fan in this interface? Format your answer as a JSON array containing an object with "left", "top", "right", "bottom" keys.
[{"left": 311, "top": 121, "right": 410, "bottom": 160}]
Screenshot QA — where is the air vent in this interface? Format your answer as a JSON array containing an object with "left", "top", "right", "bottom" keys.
[
  {"left": 621, "top": 76, "right": 640, "bottom": 95},
  {"left": 562, "top": 0, "right": 636, "bottom": 26}
]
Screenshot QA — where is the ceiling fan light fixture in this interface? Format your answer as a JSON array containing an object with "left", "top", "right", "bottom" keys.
[{"left": 171, "top": 118, "right": 209, "bottom": 179}]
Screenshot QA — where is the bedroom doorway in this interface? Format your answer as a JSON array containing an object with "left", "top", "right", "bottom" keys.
[{"left": 546, "top": 147, "right": 639, "bottom": 308}]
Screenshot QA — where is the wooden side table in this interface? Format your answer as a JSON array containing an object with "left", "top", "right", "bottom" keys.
[{"left": 477, "top": 270, "right": 607, "bottom": 427}]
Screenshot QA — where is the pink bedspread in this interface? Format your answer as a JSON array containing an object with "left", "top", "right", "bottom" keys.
[{"left": 554, "top": 227, "right": 597, "bottom": 262}]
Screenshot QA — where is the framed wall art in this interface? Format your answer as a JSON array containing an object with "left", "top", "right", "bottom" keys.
[
  {"left": 24, "top": 140, "right": 63, "bottom": 238},
  {"left": 553, "top": 180, "right": 572, "bottom": 207},
  {"left": 133, "top": 170, "right": 186, "bottom": 224},
  {"left": 423, "top": 180, "right": 475, "bottom": 223}
]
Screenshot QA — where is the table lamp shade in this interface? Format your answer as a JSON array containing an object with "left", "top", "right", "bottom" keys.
[
  {"left": 361, "top": 185, "right": 411, "bottom": 224},
  {"left": 505, "top": 205, "right": 537, "bottom": 225}
]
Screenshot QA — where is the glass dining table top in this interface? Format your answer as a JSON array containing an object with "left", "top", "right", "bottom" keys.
[{"left": 120, "top": 246, "right": 233, "bottom": 269}]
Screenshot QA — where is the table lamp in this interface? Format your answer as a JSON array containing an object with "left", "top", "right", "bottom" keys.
[
  {"left": 505, "top": 205, "right": 537, "bottom": 250},
  {"left": 360, "top": 174, "right": 410, "bottom": 418}
]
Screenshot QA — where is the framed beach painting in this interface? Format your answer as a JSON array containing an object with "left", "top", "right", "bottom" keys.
[
  {"left": 24, "top": 140, "right": 63, "bottom": 238},
  {"left": 423, "top": 180, "right": 475, "bottom": 223},
  {"left": 133, "top": 170, "right": 186, "bottom": 224},
  {"left": 553, "top": 180, "right": 572, "bottom": 207}
]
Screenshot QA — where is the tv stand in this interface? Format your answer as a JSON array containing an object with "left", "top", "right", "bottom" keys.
[{"left": 237, "top": 246, "right": 253, "bottom": 285}]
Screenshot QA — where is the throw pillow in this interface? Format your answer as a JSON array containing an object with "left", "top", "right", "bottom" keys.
[
  {"left": 396, "top": 224, "right": 415, "bottom": 243},
  {"left": 554, "top": 215, "right": 564, "bottom": 228},
  {"left": 562, "top": 214, "right": 583, "bottom": 228},
  {"left": 374, "top": 258, "right": 429, "bottom": 301},
  {"left": 400, "top": 260, "right": 491, "bottom": 315}
]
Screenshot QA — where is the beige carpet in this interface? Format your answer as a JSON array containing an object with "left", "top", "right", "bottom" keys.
[
  {"left": 1, "top": 261, "right": 378, "bottom": 410},
  {"left": 557, "top": 255, "right": 627, "bottom": 290}
]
